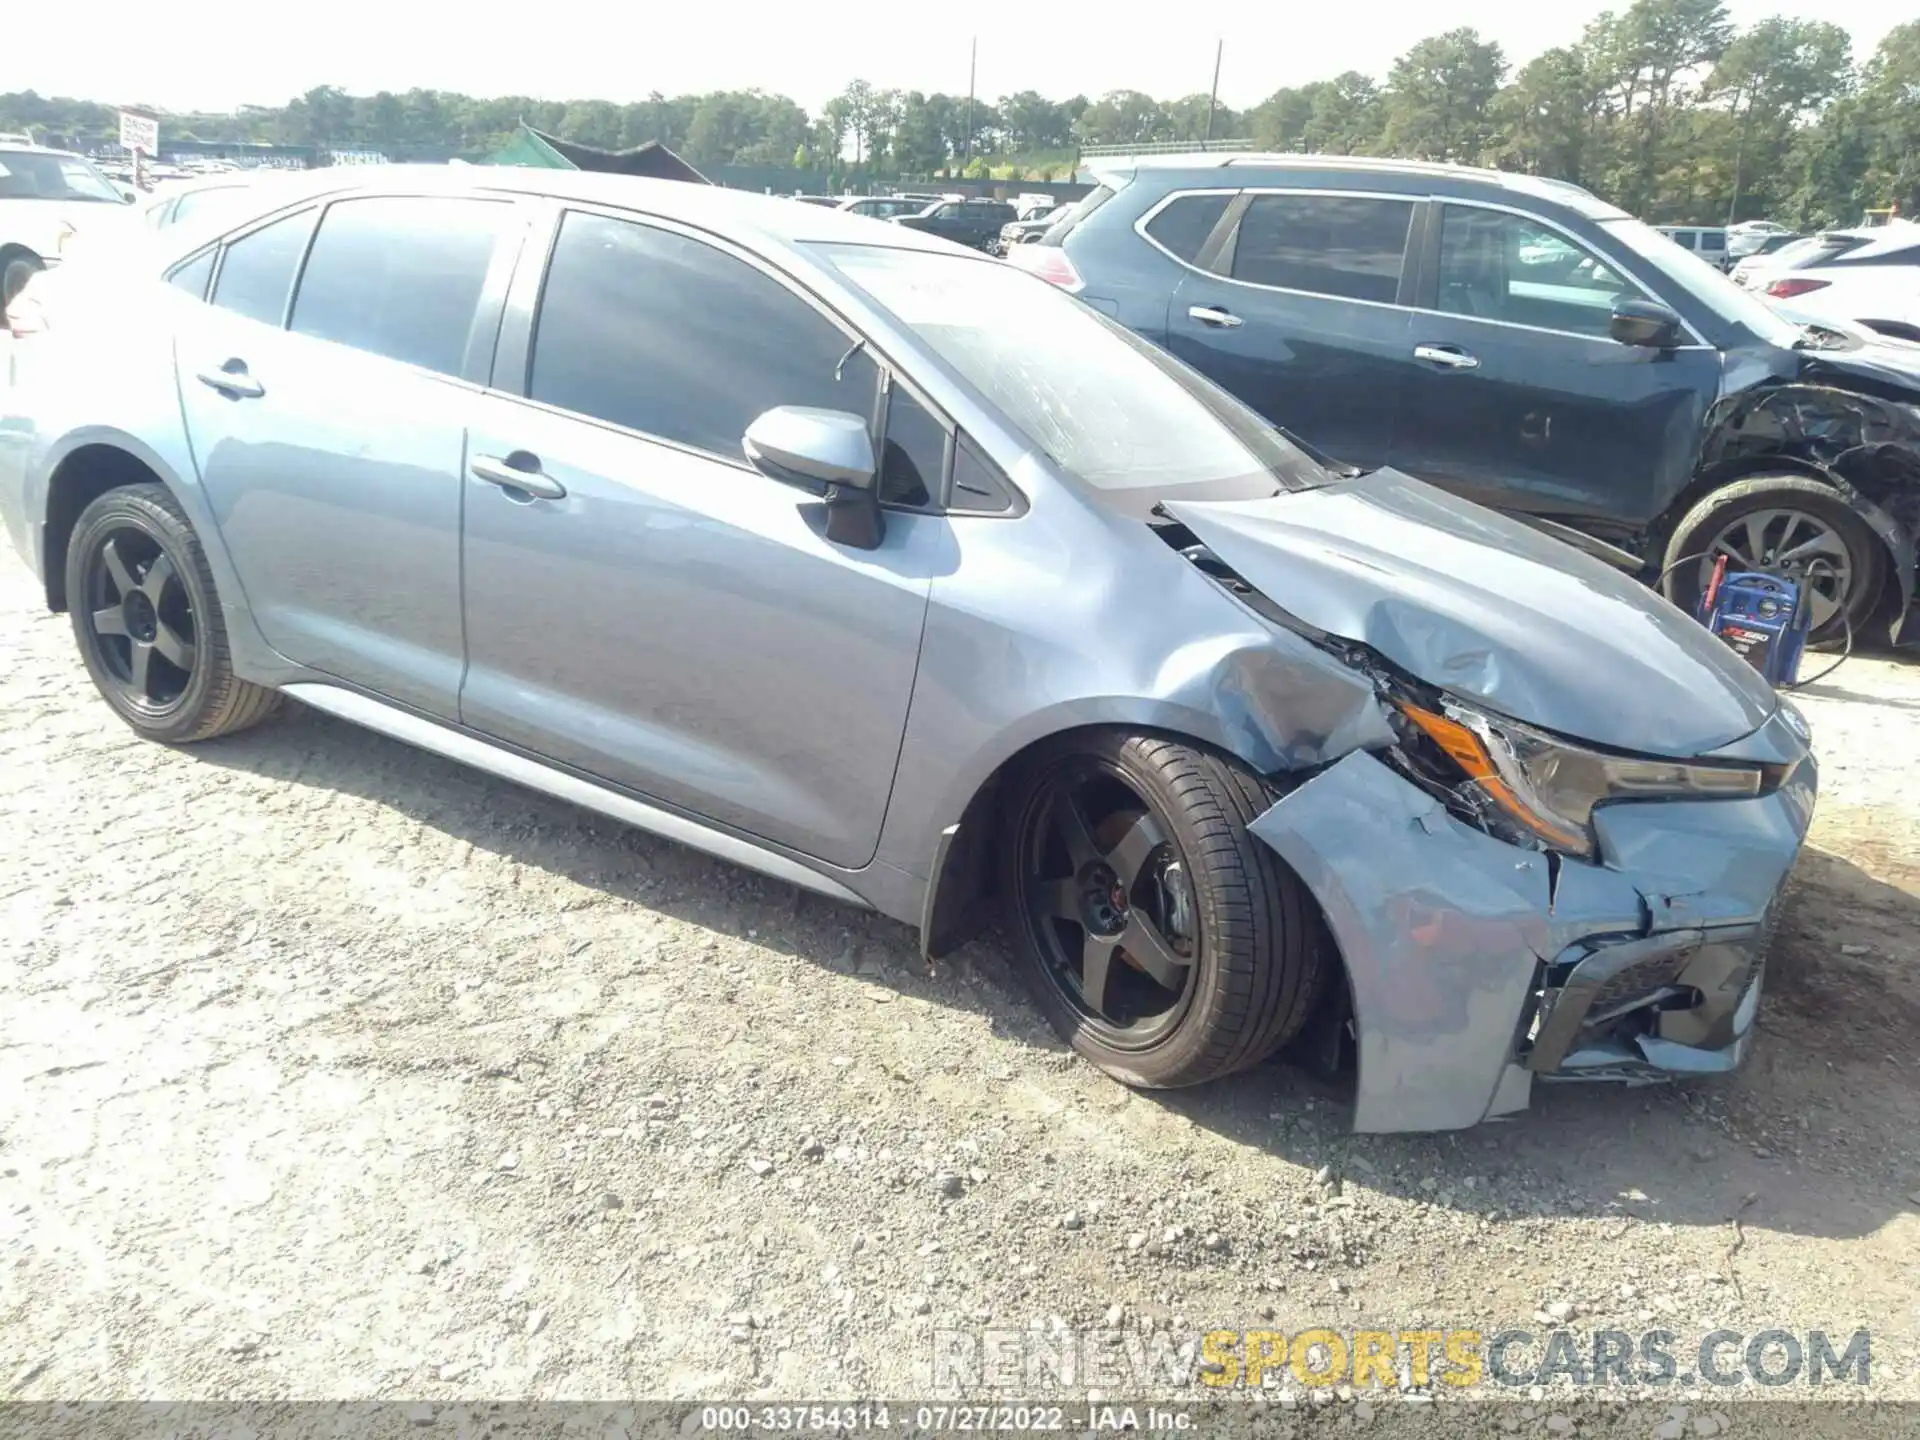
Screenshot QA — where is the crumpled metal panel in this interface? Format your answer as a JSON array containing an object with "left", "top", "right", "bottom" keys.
[
  {"left": 1166, "top": 470, "right": 1779, "bottom": 757},
  {"left": 1250, "top": 750, "right": 1551, "bottom": 1134}
]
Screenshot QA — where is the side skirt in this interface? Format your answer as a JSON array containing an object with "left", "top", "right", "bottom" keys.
[{"left": 281, "top": 683, "right": 872, "bottom": 910}]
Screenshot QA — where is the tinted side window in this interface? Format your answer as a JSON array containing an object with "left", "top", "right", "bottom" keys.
[
  {"left": 1144, "top": 194, "right": 1231, "bottom": 264},
  {"left": 1437, "top": 206, "right": 1650, "bottom": 339},
  {"left": 211, "top": 209, "right": 316, "bottom": 326},
  {"left": 530, "top": 211, "right": 876, "bottom": 458},
  {"left": 290, "top": 196, "right": 507, "bottom": 377},
  {"left": 879, "top": 383, "right": 947, "bottom": 508},
  {"left": 167, "top": 249, "right": 215, "bottom": 300},
  {"left": 1229, "top": 195, "right": 1413, "bottom": 302}
]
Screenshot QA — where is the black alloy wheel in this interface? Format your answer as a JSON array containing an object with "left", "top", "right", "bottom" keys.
[
  {"left": 81, "top": 525, "right": 199, "bottom": 715},
  {"left": 1016, "top": 760, "right": 1200, "bottom": 1048},
  {"left": 64, "top": 482, "right": 282, "bottom": 743}
]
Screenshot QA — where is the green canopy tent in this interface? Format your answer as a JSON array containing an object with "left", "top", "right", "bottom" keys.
[{"left": 484, "top": 123, "right": 709, "bottom": 184}]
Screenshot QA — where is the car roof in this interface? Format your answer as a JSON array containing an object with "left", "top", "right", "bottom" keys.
[
  {"left": 0, "top": 142, "right": 84, "bottom": 158},
  {"left": 182, "top": 164, "right": 964, "bottom": 254},
  {"left": 1095, "top": 151, "right": 1630, "bottom": 220}
]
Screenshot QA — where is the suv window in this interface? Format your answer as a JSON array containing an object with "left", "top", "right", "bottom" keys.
[
  {"left": 1438, "top": 206, "right": 1651, "bottom": 338},
  {"left": 1143, "top": 194, "right": 1231, "bottom": 264},
  {"left": 529, "top": 211, "right": 877, "bottom": 460},
  {"left": 1228, "top": 194, "right": 1413, "bottom": 303},
  {"left": 211, "top": 208, "right": 317, "bottom": 326},
  {"left": 289, "top": 196, "right": 508, "bottom": 377}
]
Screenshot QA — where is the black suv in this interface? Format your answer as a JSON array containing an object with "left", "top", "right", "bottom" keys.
[
  {"left": 1011, "top": 154, "right": 1920, "bottom": 643},
  {"left": 894, "top": 197, "right": 1019, "bottom": 252}
]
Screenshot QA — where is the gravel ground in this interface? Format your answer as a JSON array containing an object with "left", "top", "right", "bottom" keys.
[{"left": 1, "top": 543, "right": 1917, "bottom": 1418}]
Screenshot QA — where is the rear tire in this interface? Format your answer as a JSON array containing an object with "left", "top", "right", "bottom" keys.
[
  {"left": 65, "top": 483, "right": 282, "bottom": 743},
  {"left": 1001, "top": 731, "right": 1328, "bottom": 1089},
  {"left": 1662, "top": 475, "right": 1888, "bottom": 647}
]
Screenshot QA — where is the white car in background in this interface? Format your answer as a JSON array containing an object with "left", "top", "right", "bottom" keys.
[
  {"left": 1744, "top": 222, "right": 1920, "bottom": 343},
  {"left": 0, "top": 142, "right": 141, "bottom": 304}
]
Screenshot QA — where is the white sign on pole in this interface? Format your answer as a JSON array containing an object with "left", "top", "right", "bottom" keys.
[{"left": 118, "top": 110, "right": 159, "bottom": 155}]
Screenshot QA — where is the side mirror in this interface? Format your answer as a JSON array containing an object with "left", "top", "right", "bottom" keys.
[
  {"left": 743, "top": 406, "right": 883, "bottom": 549},
  {"left": 1610, "top": 298, "right": 1682, "bottom": 350}
]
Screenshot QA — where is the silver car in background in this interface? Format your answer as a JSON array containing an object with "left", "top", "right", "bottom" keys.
[{"left": 0, "top": 167, "right": 1815, "bottom": 1132}]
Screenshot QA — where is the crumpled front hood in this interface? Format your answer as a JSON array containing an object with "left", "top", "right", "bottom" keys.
[{"left": 1167, "top": 469, "right": 1779, "bottom": 757}]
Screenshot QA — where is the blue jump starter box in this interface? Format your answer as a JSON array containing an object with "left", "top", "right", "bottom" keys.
[{"left": 1699, "top": 570, "right": 1811, "bottom": 686}]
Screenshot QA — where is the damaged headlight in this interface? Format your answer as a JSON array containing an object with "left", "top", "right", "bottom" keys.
[{"left": 1392, "top": 698, "right": 1769, "bottom": 859}]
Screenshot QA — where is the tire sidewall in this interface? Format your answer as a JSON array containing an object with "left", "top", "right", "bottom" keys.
[
  {"left": 1003, "top": 737, "right": 1252, "bottom": 1088},
  {"left": 1664, "top": 477, "right": 1888, "bottom": 642},
  {"left": 66, "top": 487, "right": 224, "bottom": 743}
]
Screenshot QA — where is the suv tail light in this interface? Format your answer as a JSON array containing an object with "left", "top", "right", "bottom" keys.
[
  {"left": 1764, "top": 277, "right": 1831, "bottom": 299},
  {"left": 1004, "top": 243, "right": 1084, "bottom": 293}
]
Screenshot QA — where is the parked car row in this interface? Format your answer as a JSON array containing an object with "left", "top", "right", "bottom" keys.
[
  {"left": 1730, "top": 221, "right": 1920, "bottom": 344},
  {"left": 1005, "top": 153, "right": 1920, "bottom": 646},
  {"left": 0, "top": 164, "right": 1821, "bottom": 1132},
  {"left": 0, "top": 140, "right": 141, "bottom": 305}
]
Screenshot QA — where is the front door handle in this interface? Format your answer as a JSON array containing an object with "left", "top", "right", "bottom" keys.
[
  {"left": 1188, "top": 304, "right": 1243, "bottom": 329},
  {"left": 1413, "top": 344, "right": 1480, "bottom": 370},
  {"left": 196, "top": 362, "right": 264, "bottom": 399},
  {"left": 471, "top": 453, "right": 566, "bottom": 501}
]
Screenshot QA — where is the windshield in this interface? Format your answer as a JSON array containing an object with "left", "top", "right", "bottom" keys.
[
  {"left": 819, "top": 244, "right": 1334, "bottom": 498},
  {"left": 0, "top": 148, "right": 123, "bottom": 203},
  {"left": 1601, "top": 216, "right": 1800, "bottom": 347}
]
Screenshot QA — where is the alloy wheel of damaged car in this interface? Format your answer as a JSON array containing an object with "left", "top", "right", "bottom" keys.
[
  {"left": 1664, "top": 475, "right": 1887, "bottom": 644},
  {"left": 1004, "top": 733, "right": 1327, "bottom": 1089},
  {"left": 66, "top": 484, "right": 281, "bottom": 743}
]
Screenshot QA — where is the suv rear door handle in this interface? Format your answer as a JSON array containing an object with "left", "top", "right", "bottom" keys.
[
  {"left": 1188, "top": 305, "right": 1243, "bottom": 329},
  {"left": 471, "top": 453, "right": 567, "bottom": 501},
  {"left": 1414, "top": 344, "right": 1480, "bottom": 370}
]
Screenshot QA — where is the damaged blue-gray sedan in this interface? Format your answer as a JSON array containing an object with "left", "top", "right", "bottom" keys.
[{"left": 0, "top": 168, "right": 1816, "bottom": 1132}]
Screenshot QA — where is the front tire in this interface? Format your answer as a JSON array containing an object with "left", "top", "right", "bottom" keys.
[
  {"left": 1001, "top": 732, "right": 1328, "bottom": 1089},
  {"left": 1662, "top": 475, "right": 1888, "bottom": 646},
  {"left": 65, "top": 483, "right": 282, "bottom": 743}
]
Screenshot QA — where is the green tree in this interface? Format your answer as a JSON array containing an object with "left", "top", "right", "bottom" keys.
[
  {"left": 1706, "top": 18, "right": 1852, "bottom": 222},
  {"left": 1383, "top": 28, "right": 1507, "bottom": 161}
]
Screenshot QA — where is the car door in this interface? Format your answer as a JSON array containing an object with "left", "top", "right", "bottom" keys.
[
  {"left": 174, "top": 192, "right": 524, "bottom": 715},
  {"left": 459, "top": 206, "right": 946, "bottom": 870},
  {"left": 1164, "top": 190, "right": 1417, "bottom": 471},
  {"left": 1391, "top": 202, "right": 1719, "bottom": 527}
]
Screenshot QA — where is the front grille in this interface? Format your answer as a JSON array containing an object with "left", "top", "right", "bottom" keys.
[{"left": 1588, "top": 949, "right": 1693, "bottom": 1015}]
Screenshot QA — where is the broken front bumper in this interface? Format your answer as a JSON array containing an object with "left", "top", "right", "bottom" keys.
[{"left": 1249, "top": 708, "right": 1815, "bottom": 1133}]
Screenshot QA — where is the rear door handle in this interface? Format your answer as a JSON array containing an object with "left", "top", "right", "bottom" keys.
[
  {"left": 1188, "top": 305, "right": 1243, "bottom": 329},
  {"left": 471, "top": 452, "right": 566, "bottom": 501},
  {"left": 1414, "top": 344, "right": 1480, "bottom": 370},
  {"left": 196, "top": 363, "right": 264, "bottom": 398}
]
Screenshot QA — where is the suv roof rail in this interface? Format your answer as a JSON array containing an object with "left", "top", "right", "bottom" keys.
[{"left": 1078, "top": 139, "right": 1256, "bottom": 159}]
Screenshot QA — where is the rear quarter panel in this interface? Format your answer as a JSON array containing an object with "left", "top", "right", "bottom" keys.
[{"left": 0, "top": 259, "right": 280, "bottom": 675}]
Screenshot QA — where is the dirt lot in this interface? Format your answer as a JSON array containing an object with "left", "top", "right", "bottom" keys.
[{"left": 1, "top": 543, "right": 1917, "bottom": 1418}]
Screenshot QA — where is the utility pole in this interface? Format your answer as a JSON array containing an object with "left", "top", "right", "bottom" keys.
[
  {"left": 1204, "top": 39, "right": 1223, "bottom": 144},
  {"left": 965, "top": 37, "right": 977, "bottom": 166}
]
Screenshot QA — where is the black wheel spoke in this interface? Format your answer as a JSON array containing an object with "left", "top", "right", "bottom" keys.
[
  {"left": 1121, "top": 914, "right": 1189, "bottom": 990},
  {"left": 141, "top": 551, "right": 177, "bottom": 602},
  {"left": 1105, "top": 812, "right": 1164, "bottom": 889},
  {"left": 91, "top": 606, "right": 128, "bottom": 638},
  {"left": 1029, "top": 877, "right": 1080, "bottom": 925},
  {"left": 127, "top": 641, "right": 155, "bottom": 699},
  {"left": 1079, "top": 935, "right": 1117, "bottom": 1015},
  {"left": 101, "top": 538, "right": 138, "bottom": 598},
  {"left": 152, "top": 619, "right": 195, "bottom": 672},
  {"left": 1050, "top": 790, "right": 1103, "bottom": 871}
]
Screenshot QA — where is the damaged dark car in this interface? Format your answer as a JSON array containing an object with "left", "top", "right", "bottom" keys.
[
  {"left": 1011, "top": 155, "right": 1920, "bottom": 646},
  {"left": 0, "top": 168, "right": 1815, "bottom": 1133}
]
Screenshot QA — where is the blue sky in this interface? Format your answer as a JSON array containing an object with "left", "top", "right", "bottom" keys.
[{"left": 13, "top": 0, "right": 1902, "bottom": 115}]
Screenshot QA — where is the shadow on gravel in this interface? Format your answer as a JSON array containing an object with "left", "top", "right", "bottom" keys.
[{"left": 193, "top": 706, "right": 1918, "bottom": 1244}]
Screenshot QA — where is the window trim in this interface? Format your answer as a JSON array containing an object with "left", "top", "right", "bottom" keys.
[
  {"left": 1421, "top": 197, "right": 1713, "bottom": 349},
  {"left": 495, "top": 200, "right": 978, "bottom": 515}
]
